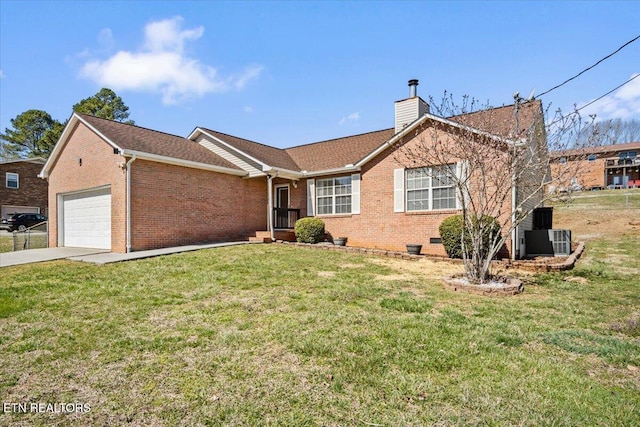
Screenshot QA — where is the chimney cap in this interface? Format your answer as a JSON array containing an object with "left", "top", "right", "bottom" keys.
[{"left": 408, "top": 79, "right": 419, "bottom": 98}]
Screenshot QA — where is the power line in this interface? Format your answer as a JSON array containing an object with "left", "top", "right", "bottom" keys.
[
  {"left": 537, "top": 35, "right": 640, "bottom": 98},
  {"left": 545, "top": 73, "right": 640, "bottom": 128},
  {"left": 574, "top": 73, "right": 640, "bottom": 114}
]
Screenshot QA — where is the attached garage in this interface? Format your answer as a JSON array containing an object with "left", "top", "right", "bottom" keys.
[{"left": 60, "top": 187, "right": 111, "bottom": 249}]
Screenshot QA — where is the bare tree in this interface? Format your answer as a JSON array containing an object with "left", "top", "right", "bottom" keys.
[
  {"left": 596, "top": 118, "right": 640, "bottom": 145},
  {"left": 394, "top": 93, "right": 600, "bottom": 284}
]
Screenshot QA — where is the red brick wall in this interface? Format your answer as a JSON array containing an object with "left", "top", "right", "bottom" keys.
[
  {"left": 0, "top": 161, "right": 48, "bottom": 216},
  {"left": 551, "top": 158, "right": 605, "bottom": 190},
  {"left": 46, "top": 121, "right": 127, "bottom": 251},
  {"left": 129, "top": 160, "right": 267, "bottom": 250},
  {"left": 308, "top": 128, "right": 514, "bottom": 257}
]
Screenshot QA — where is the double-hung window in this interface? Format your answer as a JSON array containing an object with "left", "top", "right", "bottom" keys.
[
  {"left": 406, "top": 164, "right": 457, "bottom": 211},
  {"left": 6, "top": 172, "right": 19, "bottom": 189},
  {"left": 316, "top": 176, "right": 352, "bottom": 215}
]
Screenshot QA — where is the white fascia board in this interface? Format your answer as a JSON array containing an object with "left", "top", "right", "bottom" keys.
[
  {"left": 120, "top": 149, "right": 248, "bottom": 176},
  {"left": 301, "top": 165, "right": 361, "bottom": 178},
  {"left": 355, "top": 113, "right": 515, "bottom": 168},
  {"left": 39, "top": 113, "right": 124, "bottom": 179},
  {"left": 193, "top": 128, "right": 272, "bottom": 171},
  {"left": 261, "top": 166, "right": 303, "bottom": 180}
]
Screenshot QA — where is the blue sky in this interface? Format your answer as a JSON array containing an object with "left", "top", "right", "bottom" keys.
[{"left": 1, "top": 1, "right": 639, "bottom": 148}]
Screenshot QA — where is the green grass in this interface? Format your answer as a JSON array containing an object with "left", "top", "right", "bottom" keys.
[
  {"left": 549, "top": 188, "right": 640, "bottom": 209},
  {"left": 0, "top": 241, "right": 639, "bottom": 426},
  {"left": 0, "top": 232, "right": 48, "bottom": 253},
  {"left": 0, "top": 235, "right": 12, "bottom": 253}
]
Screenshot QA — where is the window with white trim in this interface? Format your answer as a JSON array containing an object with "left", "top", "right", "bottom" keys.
[
  {"left": 6, "top": 172, "right": 19, "bottom": 189},
  {"left": 316, "top": 176, "right": 352, "bottom": 215},
  {"left": 406, "top": 165, "right": 457, "bottom": 211}
]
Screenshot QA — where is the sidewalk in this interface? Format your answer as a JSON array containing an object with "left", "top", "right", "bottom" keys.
[
  {"left": 0, "top": 241, "right": 259, "bottom": 267},
  {"left": 68, "top": 241, "right": 259, "bottom": 265}
]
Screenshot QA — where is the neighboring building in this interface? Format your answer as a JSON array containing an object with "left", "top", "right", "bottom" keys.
[
  {"left": 550, "top": 142, "right": 640, "bottom": 191},
  {"left": 40, "top": 80, "right": 546, "bottom": 258},
  {"left": 0, "top": 158, "right": 48, "bottom": 220}
]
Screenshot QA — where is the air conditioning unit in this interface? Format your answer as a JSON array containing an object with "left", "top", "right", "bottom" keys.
[{"left": 525, "top": 229, "right": 571, "bottom": 257}]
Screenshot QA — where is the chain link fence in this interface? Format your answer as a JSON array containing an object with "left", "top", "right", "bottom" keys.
[{"left": 12, "top": 222, "right": 49, "bottom": 251}]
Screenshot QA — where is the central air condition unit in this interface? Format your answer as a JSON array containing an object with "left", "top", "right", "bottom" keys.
[{"left": 524, "top": 229, "right": 571, "bottom": 257}]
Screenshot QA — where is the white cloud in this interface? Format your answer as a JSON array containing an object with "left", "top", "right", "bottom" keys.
[
  {"left": 79, "top": 17, "right": 262, "bottom": 105},
  {"left": 0, "top": 69, "right": 5, "bottom": 79},
  {"left": 97, "top": 28, "right": 115, "bottom": 51},
  {"left": 244, "top": 106, "right": 254, "bottom": 113},
  {"left": 578, "top": 73, "right": 640, "bottom": 121},
  {"left": 339, "top": 112, "right": 360, "bottom": 125}
]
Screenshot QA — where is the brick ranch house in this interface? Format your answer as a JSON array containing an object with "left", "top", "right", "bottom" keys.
[
  {"left": 550, "top": 141, "right": 640, "bottom": 191},
  {"left": 40, "top": 81, "right": 546, "bottom": 258},
  {"left": 1, "top": 157, "right": 48, "bottom": 219}
]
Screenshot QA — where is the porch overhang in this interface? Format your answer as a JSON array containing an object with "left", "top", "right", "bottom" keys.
[{"left": 262, "top": 165, "right": 303, "bottom": 180}]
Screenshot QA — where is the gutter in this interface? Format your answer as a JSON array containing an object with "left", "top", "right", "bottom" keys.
[
  {"left": 125, "top": 154, "right": 137, "bottom": 253},
  {"left": 120, "top": 149, "right": 247, "bottom": 176},
  {"left": 300, "top": 165, "right": 361, "bottom": 177}
]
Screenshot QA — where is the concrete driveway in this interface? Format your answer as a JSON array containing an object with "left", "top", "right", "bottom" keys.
[{"left": 0, "top": 247, "right": 109, "bottom": 268}]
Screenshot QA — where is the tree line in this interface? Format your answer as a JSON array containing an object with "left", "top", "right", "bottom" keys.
[{"left": 0, "top": 88, "right": 133, "bottom": 160}]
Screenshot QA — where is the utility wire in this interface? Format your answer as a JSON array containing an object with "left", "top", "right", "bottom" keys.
[
  {"left": 574, "top": 73, "right": 640, "bottom": 114},
  {"left": 545, "top": 73, "right": 640, "bottom": 128},
  {"left": 537, "top": 34, "right": 640, "bottom": 98}
]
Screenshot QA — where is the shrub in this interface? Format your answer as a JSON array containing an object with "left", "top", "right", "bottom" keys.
[
  {"left": 294, "top": 217, "right": 325, "bottom": 244},
  {"left": 439, "top": 214, "right": 501, "bottom": 259}
]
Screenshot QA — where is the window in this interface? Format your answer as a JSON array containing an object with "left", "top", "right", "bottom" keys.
[
  {"left": 6, "top": 173, "right": 18, "bottom": 189},
  {"left": 316, "top": 176, "right": 352, "bottom": 215},
  {"left": 619, "top": 151, "right": 637, "bottom": 159},
  {"left": 406, "top": 165, "right": 457, "bottom": 211},
  {"left": 587, "top": 154, "right": 597, "bottom": 162},
  {"left": 559, "top": 157, "right": 567, "bottom": 164}
]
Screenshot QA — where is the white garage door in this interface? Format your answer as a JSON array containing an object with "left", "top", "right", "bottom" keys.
[{"left": 62, "top": 187, "right": 111, "bottom": 249}]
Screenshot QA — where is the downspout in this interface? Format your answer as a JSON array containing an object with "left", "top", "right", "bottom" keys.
[
  {"left": 267, "top": 174, "right": 274, "bottom": 242},
  {"left": 125, "top": 154, "right": 137, "bottom": 253},
  {"left": 511, "top": 184, "right": 517, "bottom": 260},
  {"left": 511, "top": 95, "right": 519, "bottom": 261}
]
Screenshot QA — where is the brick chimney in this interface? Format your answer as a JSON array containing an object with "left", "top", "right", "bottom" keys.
[{"left": 395, "top": 79, "right": 430, "bottom": 133}]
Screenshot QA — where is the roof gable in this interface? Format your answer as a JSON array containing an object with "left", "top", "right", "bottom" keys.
[
  {"left": 40, "top": 114, "right": 243, "bottom": 179},
  {"left": 194, "top": 128, "right": 300, "bottom": 171},
  {"left": 79, "top": 115, "right": 240, "bottom": 170}
]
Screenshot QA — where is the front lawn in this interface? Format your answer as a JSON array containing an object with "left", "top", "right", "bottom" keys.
[
  {"left": 1, "top": 241, "right": 639, "bottom": 426},
  {"left": 0, "top": 235, "right": 12, "bottom": 253}
]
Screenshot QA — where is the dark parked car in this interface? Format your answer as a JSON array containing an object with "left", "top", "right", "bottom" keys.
[
  {"left": 7, "top": 213, "right": 47, "bottom": 232},
  {"left": 0, "top": 217, "right": 9, "bottom": 231}
]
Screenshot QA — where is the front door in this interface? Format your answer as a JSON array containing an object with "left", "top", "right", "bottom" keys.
[{"left": 275, "top": 186, "right": 289, "bottom": 229}]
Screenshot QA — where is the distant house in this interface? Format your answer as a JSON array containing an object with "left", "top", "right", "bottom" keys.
[
  {"left": 0, "top": 158, "right": 48, "bottom": 220},
  {"left": 550, "top": 142, "right": 640, "bottom": 191},
  {"left": 40, "top": 80, "right": 546, "bottom": 258}
]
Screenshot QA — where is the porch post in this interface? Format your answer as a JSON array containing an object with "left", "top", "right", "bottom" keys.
[{"left": 267, "top": 175, "right": 274, "bottom": 241}]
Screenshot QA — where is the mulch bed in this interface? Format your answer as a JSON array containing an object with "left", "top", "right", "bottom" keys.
[{"left": 275, "top": 240, "right": 586, "bottom": 272}]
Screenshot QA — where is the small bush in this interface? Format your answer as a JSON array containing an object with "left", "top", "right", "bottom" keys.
[
  {"left": 439, "top": 214, "right": 501, "bottom": 259},
  {"left": 294, "top": 217, "right": 325, "bottom": 244},
  {"left": 439, "top": 215, "right": 465, "bottom": 258}
]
